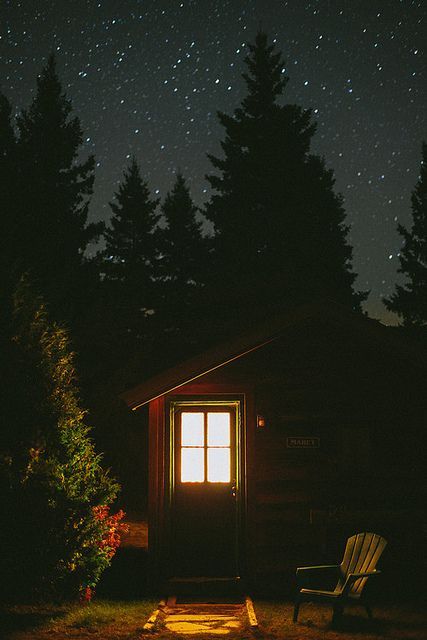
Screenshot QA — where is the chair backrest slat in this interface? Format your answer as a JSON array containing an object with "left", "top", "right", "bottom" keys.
[{"left": 337, "top": 532, "right": 387, "bottom": 597}]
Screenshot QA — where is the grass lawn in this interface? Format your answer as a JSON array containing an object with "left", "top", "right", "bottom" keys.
[
  {"left": 256, "top": 600, "right": 427, "bottom": 639},
  {"left": 1, "top": 598, "right": 426, "bottom": 639},
  {"left": 0, "top": 600, "right": 157, "bottom": 639}
]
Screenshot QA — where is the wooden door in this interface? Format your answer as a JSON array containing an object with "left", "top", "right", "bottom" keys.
[{"left": 170, "top": 402, "right": 241, "bottom": 578}]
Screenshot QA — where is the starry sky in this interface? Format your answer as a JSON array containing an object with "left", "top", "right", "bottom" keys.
[{"left": 1, "top": 0, "right": 426, "bottom": 323}]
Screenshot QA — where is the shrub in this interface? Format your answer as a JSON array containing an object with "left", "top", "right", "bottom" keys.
[{"left": 0, "top": 279, "right": 124, "bottom": 600}]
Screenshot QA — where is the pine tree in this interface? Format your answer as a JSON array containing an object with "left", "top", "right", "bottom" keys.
[
  {"left": 101, "top": 157, "right": 160, "bottom": 349},
  {"left": 205, "top": 31, "right": 363, "bottom": 325},
  {"left": 384, "top": 143, "right": 427, "bottom": 326},
  {"left": 157, "top": 173, "right": 206, "bottom": 310},
  {"left": 152, "top": 173, "right": 208, "bottom": 362},
  {"left": 15, "top": 54, "right": 101, "bottom": 322},
  {"left": 0, "top": 91, "right": 16, "bottom": 212},
  {"left": 0, "top": 278, "right": 123, "bottom": 600},
  {"left": 0, "top": 91, "right": 18, "bottom": 300}
]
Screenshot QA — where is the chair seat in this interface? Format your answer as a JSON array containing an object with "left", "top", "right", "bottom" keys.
[{"left": 300, "top": 588, "right": 340, "bottom": 598}]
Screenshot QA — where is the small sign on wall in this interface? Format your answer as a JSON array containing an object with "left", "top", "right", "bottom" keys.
[{"left": 287, "top": 436, "right": 320, "bottom": 449}]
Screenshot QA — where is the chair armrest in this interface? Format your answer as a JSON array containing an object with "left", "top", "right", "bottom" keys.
[
  {"left": 296, "top": 564, "right": 340, "bottom": 574},
  {"left": 342, "top": 570, "right": 381, "bottom": 594},
  {"left": 348, "top": 570, "right": 381, "bottom": 580}
]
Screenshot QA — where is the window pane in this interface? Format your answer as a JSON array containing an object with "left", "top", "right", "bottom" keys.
[
  {"left": 207, "top": 448, "right": 230, "bottom": 483},
  {"left": 207, "top": 412, "right": 230, "bottom": 446},
  {"left": 181, "top": 448, "right": 204, "bottom": 482},
  {"left": 181, "top": 412, "right": 204, "bottom": 446}
]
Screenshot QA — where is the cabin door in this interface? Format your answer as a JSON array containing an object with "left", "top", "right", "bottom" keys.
[{"left": 170, "top": 401, "right": 241, "bottom": 578}]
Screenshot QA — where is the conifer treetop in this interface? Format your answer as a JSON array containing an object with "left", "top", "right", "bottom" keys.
[
  {"left": 162, "top": 172, "right": 201, "bottom": 235},
  {"left": 17, "top": 54, "right": 83, "bottom": 169},
  {"left": 241, "top": 30, "right": 288, "bottom": 118},
  {"left": 205, "top": 30, "right": 364, "bottom": 315},
  {"left": 106, "top": 157, "right": 160, "bottom": 260},
  {"left": 158, "top": 172, "right": 205, "bottom": 288},
  {"left": 385, "top": 142, "right": 427, "bottom": 325},
  {"left": 14, "top": 54, "right": 98, "bottom": 266},
  {"left": 103, "top": 156, "right": 160, "bottom": 293}
]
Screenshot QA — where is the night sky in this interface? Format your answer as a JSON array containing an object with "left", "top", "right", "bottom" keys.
[{"left": 1, "top": 0, "right": 426, "bottom": 323}]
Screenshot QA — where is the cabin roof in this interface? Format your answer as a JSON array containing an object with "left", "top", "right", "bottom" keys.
[{"left": 120, "top": 301, "right": 427, "bottom": 410}]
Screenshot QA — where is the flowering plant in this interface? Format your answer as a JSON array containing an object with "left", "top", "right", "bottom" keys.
[
  {"left": 77, "top": 506, "right": 129, "bottom": 602},
  {"left": 93, "top": 505, "right": 129, "bottom": 558}
]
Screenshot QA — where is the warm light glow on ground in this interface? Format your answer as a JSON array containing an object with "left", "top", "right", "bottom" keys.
[
  {"left": 160, "top": 603, "right": 246, "bottom": 635},
  {"left": 165, "top": 614, "right": 240, "bottom": 635}
]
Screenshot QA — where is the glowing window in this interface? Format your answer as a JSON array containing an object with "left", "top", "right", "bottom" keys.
[
  {"left": 181, "top": 412, "right": 204, "bottom": 446},
  {"left": 181, "top": 448, "right": 204, "bottom": 482},
  {"left": 179, "top": 410, "right": 232, "bottom": 483},
  {"left": 207, "top": 412, "right": 230, "bottom": 446},
  {"left": 208, "top": 448, "right": 230, "bottom": 482}
]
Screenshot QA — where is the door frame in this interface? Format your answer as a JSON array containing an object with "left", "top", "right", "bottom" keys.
[{"left": 165, "top": 395, "right": 246, "bottom": 579}]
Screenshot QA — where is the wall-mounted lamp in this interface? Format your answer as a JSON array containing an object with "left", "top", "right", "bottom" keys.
[{"left": 257, "top": 414, "right": 266, "bottom": 428}]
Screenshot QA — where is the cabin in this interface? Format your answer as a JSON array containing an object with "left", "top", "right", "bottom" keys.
[{"left": 120, "top": 302, "right": 426, "bottom": 595}]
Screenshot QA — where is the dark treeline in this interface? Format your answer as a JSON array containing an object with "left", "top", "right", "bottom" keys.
[
  {"left": 1, "top": 35, "right": 368, "bottom": 378},
  {"left": 0, "top": 32, "right": 426, "bottom": 600},
  {"left": 84, "top": 33, "right": 368, "bottom": 383}
]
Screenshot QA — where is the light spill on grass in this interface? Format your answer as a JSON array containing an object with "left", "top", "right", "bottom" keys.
[
  {"left": 0, "top": 599, "right": 158, "bottom": 637},
  {"left": 2, "top": 599, "right": 426, "bottom": 639}
]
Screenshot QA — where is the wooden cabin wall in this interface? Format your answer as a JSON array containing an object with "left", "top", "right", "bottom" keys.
[
  {"left": 148, "top": 396, "right": 166, "bottom": 586},
  {"left": 250, "top": 323, "right": 425, "bottom": 594},
  {"left": 169, "top": 321, "right": 426, "bottom": 595}
]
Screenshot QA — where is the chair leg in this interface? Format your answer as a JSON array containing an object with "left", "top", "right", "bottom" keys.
[
  {"left": 332, "top": 603, "right": 343, "bottom": 625},
  {"left": 293, "top": 600, "right": 300, "bottom": 622},
  {"left": 365, "top": 603, "right": 373, "bottom": 619}
]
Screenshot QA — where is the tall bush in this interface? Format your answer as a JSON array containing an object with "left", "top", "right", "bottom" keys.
[{"left": 0, "top": 279, "right": 125, "bottom": 600}]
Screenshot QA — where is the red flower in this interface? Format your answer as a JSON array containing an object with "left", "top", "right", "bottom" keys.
[
  {"left": 92, "top": 506, "right": 129, "bottom": 559},
  {"left": 80, "top": 585, "right": 93, "bottom": 602}
]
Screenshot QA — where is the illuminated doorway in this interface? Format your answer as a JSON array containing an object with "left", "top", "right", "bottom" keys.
[{"left": 169, "top": 400, "right": 243, "bottom": 578}]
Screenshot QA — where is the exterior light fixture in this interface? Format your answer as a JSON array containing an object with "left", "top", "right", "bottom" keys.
[{"left": 257, "top": 414, "right": 266, "bottom": 428}]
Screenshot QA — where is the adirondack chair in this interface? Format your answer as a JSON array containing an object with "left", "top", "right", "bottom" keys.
[{"left": 293, "top": 532, "right": 387, "bottom": 624}]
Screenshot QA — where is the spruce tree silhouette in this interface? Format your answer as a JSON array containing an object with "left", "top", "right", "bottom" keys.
[
  {"left": 0, "top": 91, "right": 18, "bottom": 303},
  {"left": 384, "top": 142, "right": 427, "bottom": 326},
  {"left": 155, "top": 172, "right": 208, "bottom": 359},
  {"left": 205, "top": 31, "right": 364, "bottom": 331},
  {"left": 101, "top": 157, "right": 160, "bottom": 360},
  {"left": 15, "top": 54, "right": 101, "bottom": 323}
]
